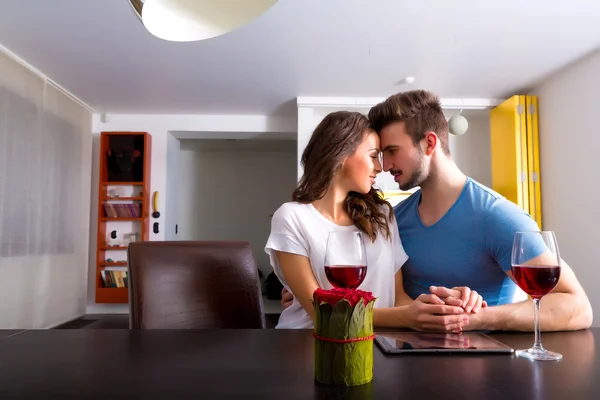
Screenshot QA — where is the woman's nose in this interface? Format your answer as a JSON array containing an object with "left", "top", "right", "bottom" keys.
[{"left": 374, "top": 158, "right": 382, "bottom": 173}]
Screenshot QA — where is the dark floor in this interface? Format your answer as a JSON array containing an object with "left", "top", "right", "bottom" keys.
[{"left": 53, "top": 313, "right": 281, "bottom": 329}]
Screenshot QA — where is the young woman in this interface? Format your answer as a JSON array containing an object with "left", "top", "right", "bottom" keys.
[{"left": 264, "top": 111, "right": 468, "bottom": 330}]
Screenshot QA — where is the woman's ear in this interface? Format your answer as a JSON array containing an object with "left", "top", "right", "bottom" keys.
[{"left": 334, "top": 159, "right": 346, "bottom": 176}]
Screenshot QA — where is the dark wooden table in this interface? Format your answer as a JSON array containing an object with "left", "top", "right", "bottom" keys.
[{"left": 0, "top": 328, "right": 598, "bottom": 399}]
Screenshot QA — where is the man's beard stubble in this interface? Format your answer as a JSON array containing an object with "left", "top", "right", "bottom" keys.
[{"left": 392, "top": 153, "right": 428, "bottom": 191}]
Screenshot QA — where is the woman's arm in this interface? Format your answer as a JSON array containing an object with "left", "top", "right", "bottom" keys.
[
  {"left": 372, "top": 270, "right": 411, "bottom": 328},
  {"left": 276, "top": 252, "right": 469, "bottom": 332},
  {"left": 275, "top": 251, "right": 320, "bottom": 322},
  {"left": 277, "top": 251, "right": 415, "bottom": 328},
  {"left": 394, "top": 269, "right": 415, "bottom": 307}
]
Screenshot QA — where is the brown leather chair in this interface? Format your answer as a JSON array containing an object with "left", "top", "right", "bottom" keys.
[{"left": 127, "top": 241, "right": 266, "bottom": 329}]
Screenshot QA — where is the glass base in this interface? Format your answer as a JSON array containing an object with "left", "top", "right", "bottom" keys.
[{"left": 515, "top": 346, "right": 562, "bottom": 361}]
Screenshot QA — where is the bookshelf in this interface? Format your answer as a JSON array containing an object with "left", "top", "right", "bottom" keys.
[{"left": 96, "top": 131, "right": 152, "bottom": 303}]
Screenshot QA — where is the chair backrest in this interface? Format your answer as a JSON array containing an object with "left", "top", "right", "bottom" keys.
[{"left": 127, "top": 241, "right": 266, "bottom": 329}]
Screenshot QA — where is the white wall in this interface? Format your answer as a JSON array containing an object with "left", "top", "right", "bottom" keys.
[
  {"left": 178, "top": 139, "right": 297, "bottom": 275},
  {"left": 89, "top": 114, "right": 296, "bottom": 313},
  {"left": 533, "top": 49, "right": 600, "bottom": 326},
  {"left": 165, "top": 133, "right": 180, "bottom": 240},
  {"left": 448, "top": 111, "right": 492, "bottom": 187}
]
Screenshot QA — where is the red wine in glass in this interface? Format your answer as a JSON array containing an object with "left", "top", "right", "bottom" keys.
[
  {"left": 324, "top": 265, "right": 367, "bottom": 289},
  {"left": 511, "top": 265, "right": 561, "bottom": 299},
  {"left": 324, "top": 231, "right": 367, "bottom": 290},
  {"left": 511, "top": 230, "right": 563, "bottom": 361}
]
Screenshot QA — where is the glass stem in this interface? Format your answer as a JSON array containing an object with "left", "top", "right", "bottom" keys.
[{"left": 533, "top": 298, "right": 542, "bottom": 350}]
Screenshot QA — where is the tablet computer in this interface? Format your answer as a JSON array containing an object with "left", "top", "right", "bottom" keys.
[{"left": 375, "top": 332, "right": 514, "bottom": 354}]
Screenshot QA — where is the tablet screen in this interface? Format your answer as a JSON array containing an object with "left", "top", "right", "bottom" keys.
[{"left": 375, "top": 332, "right": 514, "bottom": 353}]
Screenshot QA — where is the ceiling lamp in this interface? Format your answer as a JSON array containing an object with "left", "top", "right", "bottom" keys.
[
  {"left": 448, "top": 114, "right": 469, "bottom": 136},
  {"left": 129, "top": 0, "right": 278, "bottom": 42}
]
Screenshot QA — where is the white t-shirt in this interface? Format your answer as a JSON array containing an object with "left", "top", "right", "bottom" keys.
[{"left": 264, "top": 201, "right": 409, "bottom": 329}]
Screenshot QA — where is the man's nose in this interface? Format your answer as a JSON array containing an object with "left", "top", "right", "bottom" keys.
[{"left": 382, "top": 156, "right": 393, "bottom": 172}]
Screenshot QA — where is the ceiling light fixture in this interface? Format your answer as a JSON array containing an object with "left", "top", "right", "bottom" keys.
[
  {"left": 129, "top": 0, "right": 144, "bottom": 21},
  {"left": 129, "top": 0, "right": 278, "bottom": 42},
  {"left": 448, "top": 113, "right": 469, "bottom": 135},
  {"left": 448, "top": 100, "right": 469, "bottom": 136}
]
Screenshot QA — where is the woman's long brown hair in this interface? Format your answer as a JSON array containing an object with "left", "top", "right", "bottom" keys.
[{"left": 292, "top": 111, "right": 393, "bottom": 242}]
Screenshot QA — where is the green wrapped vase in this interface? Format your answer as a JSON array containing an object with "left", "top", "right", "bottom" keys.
[{"left": 313, "top": 287, "right": 376, "bottom": 386}]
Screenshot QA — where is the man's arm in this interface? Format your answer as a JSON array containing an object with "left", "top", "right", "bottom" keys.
[
  {"left": 466, "top": 256, "right": 593, "bottom": 332},
  {"left": 281, "top": 287, "right": 293, "bottom": 308},
  {"left": 463, "top": 199, "right": 594, "bottom": 332}
]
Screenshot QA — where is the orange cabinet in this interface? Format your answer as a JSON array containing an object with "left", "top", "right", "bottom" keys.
[{"left": 96, "top": 132, "right": 152, "bottom": 303}]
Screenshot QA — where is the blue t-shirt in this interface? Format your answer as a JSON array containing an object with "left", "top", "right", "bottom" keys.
[{"left": 395, "top": 177, "right": 544, "bottom": 306}]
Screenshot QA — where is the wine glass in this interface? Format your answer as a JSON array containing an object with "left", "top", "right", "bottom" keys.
[
  {"left": 511, "top": 231, "right": 562, "bottom": 361},
  {"left": 324, "top": 231, "right": 367, "bottom": 290}
]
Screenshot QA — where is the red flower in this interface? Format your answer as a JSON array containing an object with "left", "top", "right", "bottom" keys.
[{"left": 313, "top": 287, "right": 376, "bottom": 307}]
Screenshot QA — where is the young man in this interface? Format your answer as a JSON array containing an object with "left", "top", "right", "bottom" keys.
[
  {"left": 366, "top": 89, "right": 592, "bottom": 332},
  {"left": 281, "top": 89, "right": 592, "bottom": 332}
]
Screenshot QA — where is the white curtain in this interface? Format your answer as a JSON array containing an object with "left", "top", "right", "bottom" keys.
[{"left": 0, "top": 49, "right": 92, "bottom": 328}]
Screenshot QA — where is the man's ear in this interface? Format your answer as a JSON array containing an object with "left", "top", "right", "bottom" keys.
[{"left": 423, "top": 132, "right": 438, "bottom": 155}]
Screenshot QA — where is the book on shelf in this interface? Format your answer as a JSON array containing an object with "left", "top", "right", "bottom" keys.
[
  {"left": 101, "top": 268, "right": 128, "bottom": 288},
  {"left": 103, "top": 203, "right": 142, "bottom": 218}
]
